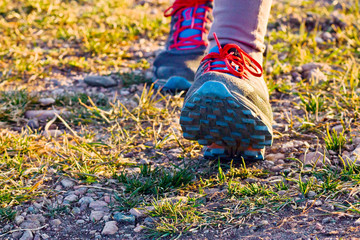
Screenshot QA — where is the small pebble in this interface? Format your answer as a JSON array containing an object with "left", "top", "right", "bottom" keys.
[
  {"left": 89, "top": 200, "right": 108, "bottom": 211},
  {"left": 19, "top": 230, "right": 33, "bottom": 240},
  {"left": 101, "top": 221, "right": 118, "bottom": 235},
  {"left": 61, "top": 179, "right": 75, "bottom": 188},
  {"left": 39, "top": 97, "right": 55, "bottom": 106},
  {"left": 134, "top": 225, "right": 145, "bottom": 233},
  {"left": 84, "top": 76, "right": 117, "bottom": 88},
  {"left": 90, "top": 211, "right": 105, "bottom": 221},
  {"left": 130, "top": 208, "right": 146, "bottom": 218},
  {"left": 113, "top": 212, "right": 135, "bottom": 224},
  {"left": 50, "top": 219, "right": 62, "bottom": 226},
  {"left": 64, "top": 194, "right": 78, "bottom": 202},
  {"left": 15, "top": 215, "right": 25, "bottom": 225},
  {"left": 76, "top": 220, "right": 85, "bottom": 225},
  {"left": 322, "top": 217, "right": 335, "bottom": 224}
]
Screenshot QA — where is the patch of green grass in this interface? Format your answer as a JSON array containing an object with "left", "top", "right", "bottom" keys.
[
  {"left": 228, "top": 182, "right": 275, "bottom": 197},
  {"left": 324, "top": 125, "right": 347, "bottom": 152},
  {"left": 0, "top": 90, "right": 34, "bottom": 123},
  {"left": 2, "top": 0, "right": 360, "bottom": 237},
  {"left": 114, "top": 192, "right": 143, "bottom": 211},
  {"left": 147, "top": 198, "right": 202, "bottom": 239},
  {"left": 117, "top": 164, "right": 194, "bottom": 195},
  {"left": 44, "top": 205, "right": 69, "bottom": 218},
  {"left": 0, "top": 0, "right": 168, "bottom": 84},
  {"left": 275, "top": 181, "right": 289, "bottom": 191},
  {"left": 295, "top": 175, "right": 314, "bottom": 196},
  {"left": 0, "top": 207, "right": 16, "bottom": 222},
  {"left": 299, "top": 93, "right": 325, "bottom": 114}
]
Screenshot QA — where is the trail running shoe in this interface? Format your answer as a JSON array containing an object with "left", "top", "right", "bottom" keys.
[
  {"left": 180, "top": 33, "right": 273, "bottom": 160},
  {"left": 153, "top": 0, "right": 213, "bottom": 92}
]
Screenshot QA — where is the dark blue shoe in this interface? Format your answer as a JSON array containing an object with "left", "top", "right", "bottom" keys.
[
  {"left": 180, "top": 34, "right": 273, "bottom": 160},
  {"left": 153, "top": 0, "right": 213, "bottom": 92}
]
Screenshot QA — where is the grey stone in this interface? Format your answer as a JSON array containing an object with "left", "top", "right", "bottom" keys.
[
  {"left": 26, "top": 214, "right": 45, "bottom": 224},
  {"left": 20, "top": 220, "right": 41, "bottom": 229},
  {"left": 355, "top": 218, "right": 360, "bottom": 225},
  {"left": 15, "top": 215, "right": 25, "bottom": 225},
  {"left": 64, "top": 194, "right": 78, "bottom": 202},
  {"left": 25, "top": 110, "right": 62, "bottom": 121},
  {"left": 134, "top": 225, "right": 145, "bottom": 233},
  {"left": 76, "top": 219, "right": 85, "bottom": 225},
  {"left": 72, "top": 207, "right": 81, "bottom": 215},
  {"left": 79, "top": 196, "right": 94, "bottom": 205},
  {"left": 143, "top": 217, "right": 155, "bottom": 226},
  {"left": 278, "top": 190, "right": 286, "bottom": 196},
  {"left": 328, "top": 150, "right": 337, "bottom": 155},
  {"left": 12, "top": 231, "right": 23, "bottom": 239},
  {"left": 348, "top": 145, "right": 360, "bottom": 166},
  {"left": 103, "top": 214, "right": 111, "bottom": 222},
  {"left": 3, "top": 224, "right": 11, "bottom": 231},
  {"left": 299, "top": 152, "right": 330, "bottom": 167},
  {"left": 61, "top": 179, "right": 75, "bottom": 188},
  {"left": 307, "top": 68, "right": 327, "bottom": 83},
  {"left": 263, "top": 160, "right": 275, "bottom": 166},
  {"left": 74, "top": 187, "right": 88, "bottom": 195},
  {"left": 315, "top": 36, "right": 324, "bottom": 44},
  {"left": 129, "top": 208, "right": 146, "bottom": 218},
  {"left": 89, "top": 200, "right": 108, "bottom": 211},
  {"left": 307, "top": 191, "right": 316, "bottom": 198},
  {"left": 322, "top": 217, "right": 335, "bottom": 224},
  {"left": 260, "top": 220, "right": 269, "bottom": 225},
  {"left": 113, "top": 212, "right": 135, "bottom": 224},
  {"left": 39, "top": 98, "right": 55, "bottom": 106},
  {"left": 90, "top": 211, "right": 105, "bottom": 221},
  {"left": 27, "top": 119, "right": 39, "bottom": 130},
  {"left": 33, "top": 234, "right": 41, "bottom": 240},
  {"left": 266, "top": 153, "right": 285, "bottom": 161},
  {"left": 332, "top": 124, "right": 344, "bottom": 133},
  {"left": 84, "top": 76, "right": 117, "bottom": 88},
  {"left": 139, "top": 158, "right": 149, "bottom": 165},
  {"left": 27, "top": 206, "right": 36, "bottom": 213},
  {"left": 301, "top": 62, "right": 328, "bottom": 72},
  {"left": 41, "top": 233, "right": 50, "bottom": 239},
  {"left": 322, "top": 32, "right": 333, "bottom": 41},
  {"left": 20, "top": 230, "right": 33, "bottom": 240},
  {"left": 101, "top": 221, "right": 118, "bottom": 235},
  {"left": 50, "top": 219, "right": 62, "bottom": 226},
  {"left": 271, "top": 165, "right": 283, "bottom": 173}
]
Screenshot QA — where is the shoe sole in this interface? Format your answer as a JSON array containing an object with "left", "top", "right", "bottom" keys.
[
  {"left": 180, "top": 81, "right": 273, "bottom": 160},
  {"left": 154, "top": 76, "right": 192, "bottom": 93}
]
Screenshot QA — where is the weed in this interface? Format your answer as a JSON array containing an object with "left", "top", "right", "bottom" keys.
[
  {"left": 147, "top": 198, "right": 202, "bottom": 238},
  {"left": 117, "top": 165, "right": 194, "bottom": 195},
  {"left": 44, "top": 205, "right": 69, "bottom": 218},
  {"left": 296, "top": 175, "right": 314, "bottom": 196},
  {"left": 275, "top": 181, "right": 289, "bottom": 191},
  {"left": 324, "top": 125, "right": 347, "bottom": 152},
  {"left": 0, "top": 207, "right": 16, "bottom": 222},
  {"left": 228, "top": 182, "right": 274, "bottom": 197},
  {"left": 299, "top": 93, "right": 325, "bottom": 114},
  {"left": 114, "top": 192, "right": 142, "bottom": 211}
]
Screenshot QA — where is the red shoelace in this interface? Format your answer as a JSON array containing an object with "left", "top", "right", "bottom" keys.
[
  {"left": 203, "top": 33, "right": 263, "bottom": 79},
  {"left": 164, "top": 0, "right": 212, "bottom": 50}
]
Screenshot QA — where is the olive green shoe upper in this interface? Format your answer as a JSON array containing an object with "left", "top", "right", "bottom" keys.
[{"left": 180, "top": 34, "right": 273, "bottom": 160}]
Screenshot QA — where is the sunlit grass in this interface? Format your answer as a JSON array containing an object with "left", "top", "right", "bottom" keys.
[{"left": 1, "top": 0, "right": 360, "bottom": 238}]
